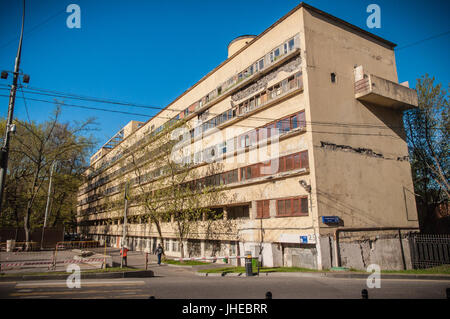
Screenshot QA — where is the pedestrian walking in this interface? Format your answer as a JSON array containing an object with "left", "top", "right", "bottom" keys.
[
  {"left": 156, "top": 244, "right": 163, "bottom": 266},
  {"left": 121, "top": 246, "right": 129, "bottom": 267}
]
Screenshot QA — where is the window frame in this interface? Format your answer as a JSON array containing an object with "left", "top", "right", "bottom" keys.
[
  {"left": 256, "top": 200, "right": 270, "bottom": 219},
  {"left": 276, "top": 196, "right": 309, "bottom": 217}
]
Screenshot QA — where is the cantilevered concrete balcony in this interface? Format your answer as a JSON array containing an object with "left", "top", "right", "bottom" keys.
[{"left": 354, "top": 67, "right": 418, "bottom": 110}]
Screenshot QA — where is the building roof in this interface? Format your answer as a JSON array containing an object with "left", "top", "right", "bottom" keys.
[
  {"left": 91, "top": 2, "right": 397, "bottom": 163},
  {"left": 141, "top": 2, "right": 396, "bottom": 127}
]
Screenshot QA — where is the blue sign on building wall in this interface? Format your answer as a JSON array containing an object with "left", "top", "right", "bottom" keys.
[{"left": 321, "top": 216, "right": 340, "bottom": 224}]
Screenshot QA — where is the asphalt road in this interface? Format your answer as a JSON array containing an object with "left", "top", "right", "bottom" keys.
[{"left": 0, "top": 265, "right": 449, "bottom": 299}]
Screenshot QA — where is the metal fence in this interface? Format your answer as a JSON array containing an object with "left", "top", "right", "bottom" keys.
[{"left": 409, "top": 233, "right": 450, "bottom": 269}]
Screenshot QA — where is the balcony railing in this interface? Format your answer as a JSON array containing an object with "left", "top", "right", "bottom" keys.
[{"left": 354, "top": 67, "right": 418, "bottom": 110}]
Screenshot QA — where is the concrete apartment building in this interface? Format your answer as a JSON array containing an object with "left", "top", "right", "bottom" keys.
[{"left": 77, "top": 2, "right": 420, "bottom": 270}]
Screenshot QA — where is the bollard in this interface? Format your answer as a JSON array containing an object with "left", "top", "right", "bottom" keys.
[
  {"left": 265, "top": 291, "right": 272, "bottom": 299},
  {"left": 245, "top": 252, "right": 253, "bottom": 277},
  {"left": 446, "top": 288, "right": 450, "bottom": 299},
  {"left": 361, "top": 289, "right": 368, "bottom": 299}
]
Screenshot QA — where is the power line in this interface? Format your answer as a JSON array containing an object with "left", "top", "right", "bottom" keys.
[
  {"left": 0, "top": 85, "right": 423, "bottom": 131},
  {"left": 0, "top": 8, "right": 66, "bottom": 50},
  {"left": 0, "top": 84, "right": 165, "bottom": 111},
  {"left": 18, "top": 80, "right": 32, "bottom": 124},
  {"left": 396, "top": 30, "right": 450, "bottom": 51},
  {"left": 0, "top": 94, "right": 155, "bottom": 118}
]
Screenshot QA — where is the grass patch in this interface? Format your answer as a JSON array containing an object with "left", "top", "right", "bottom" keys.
[
  {"left": 198, "top": 264, "right": 450, "bottom": 275},
  {"left": 198, "top": 266, "right": 323, "bottom": 274},
  {"left": 381, "top": 265, "right": 450, "bottom": 275},
  {"left": 0, "top": 267, "right": 143, "bottom": 277},
  {"left": 163, "top": 259, "right": 211, "bottom": 266}
]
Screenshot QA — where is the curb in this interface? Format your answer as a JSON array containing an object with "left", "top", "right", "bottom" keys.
[
  {"left": 165, "top": 264, "right": 196, "bottom": 269},
  {"left": 0, "top": 270, "right": 154, "bottom": 282},
  {"left": 196, "top": 271, "right": 450, "bottom": 281}
]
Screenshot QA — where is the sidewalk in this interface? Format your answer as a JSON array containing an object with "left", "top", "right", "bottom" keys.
[{"left": 115, "top": 249, "right": 229, "bottom": 273}]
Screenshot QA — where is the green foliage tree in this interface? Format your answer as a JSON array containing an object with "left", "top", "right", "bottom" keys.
[
  {"left": 0, "top": 106, "right": 96, "bottom": 247},
  {"left": 404, "top": 74, "right": 449, "bottom": 232}
]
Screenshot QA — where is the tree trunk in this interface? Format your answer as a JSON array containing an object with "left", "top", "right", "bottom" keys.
[
  {"left": 180, "top": 240, "right": 185, "bottom": 259},
  {"left": 24, "top": 206, "right": 31, "bottom": 251}
]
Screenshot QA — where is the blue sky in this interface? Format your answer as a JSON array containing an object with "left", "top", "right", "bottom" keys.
[{"left": 0, "top": 0, "right": 449, "bottom": 149}]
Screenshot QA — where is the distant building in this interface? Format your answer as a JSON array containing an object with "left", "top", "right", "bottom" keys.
[{"left": 77, "top": 3, "right": 419, "bottom": 270}]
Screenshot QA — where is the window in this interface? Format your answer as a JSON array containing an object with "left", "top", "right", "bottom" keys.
[
  {"left": 288, "top": 75, "right": 296, "bottom": 89},
  {"left": 274, "top": 48, "right": 280, "bottom": 58},
  {"left": 276, "top": 84, "right": 282, "bottom": 96},
  {"left": 279, "top": 156, "right": 285, "bottom": 172},
  {"left": 249, "top": 98, "right": 255, "bottom": 110},
  {"left": 172, "top": 240, "right": 179, "bottom": 252},
  {"left": 288, "top": 38, "right": 295, "bottom": 51},
  {"left": 282, "top": 118, "right": 290, "bottom": 132},
  {"left": 257, "top": 127, "right": 267, "bottom": 141},
  {"left": 300, "top": 151, "right": 309, "bottom": 168},
  {"left": 294, "top": 153, "right": 301, "bottom": 169},
  {"left": 301, "top": 197, "right": 308, "bottom": 214},
  {"left": 284, "top": 43, "right": 288, "bottom": 54},
  {"left": 285, "top": 154, "right": 293, "bottom": 170},
  {"left": 256, "top": 200, "right": 270, "bottom": 219},
  {"left": 298, "top": 111, "right": 306, "bottom": 128},
  {"left": 240, "top": 167, "right": 246, "bottom": 181},
  {"left": 331, "top": 73, "right": 336, "bottom": 83},
  {"left": 277, "top": 200, "right": 286, "bottom": 216},
  {"left": 276, "top": 120, "right": 282, "bottom": 133},
  {"left": 244, "top": 135, "right": 250, "bottom": 147},
  {"left": 277, "top": 197, "right": 308, "bottom": 217},
  {"left": 255, "top": 95, "right": 261, "bottom": 107},
  {"left": 259, "top": 59, "right": 264, "bottom": 70},
  {"left": 251, "top": 164, "right": 259, "bottom": 179},
  {"left": 291, "top": 114, "right": 298, "bottom": 129}
]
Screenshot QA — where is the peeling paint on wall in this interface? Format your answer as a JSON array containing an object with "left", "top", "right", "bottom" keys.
[{"left": 319, "top": 141, "right": 409, "bottom": 162}]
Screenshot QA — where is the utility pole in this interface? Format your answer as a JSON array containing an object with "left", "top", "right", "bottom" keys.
[
  {"left": 120, "top": 181, "right": 130, "bottom": 268},
  {"left": 0, "top": 0, "right": 29, "bottom": 215},
  {"left": 41, "top": 161, "right": 57, "bottom": 249}
]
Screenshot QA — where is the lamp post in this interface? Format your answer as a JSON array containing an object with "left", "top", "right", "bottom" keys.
[
  {"left": 0, "top": 0, "right": 30, "bottom": 215},
  {"left": 120, "top": 181, "right": 130, "bottom": 268}
]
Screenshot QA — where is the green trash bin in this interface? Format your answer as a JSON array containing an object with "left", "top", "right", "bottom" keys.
[{"left": 251, "top": 258, "right": 259, "bottom": 273}]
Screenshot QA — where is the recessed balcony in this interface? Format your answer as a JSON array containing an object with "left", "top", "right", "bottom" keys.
[{"left": 354, "top": 67, "right": 418, "bottom": 110}]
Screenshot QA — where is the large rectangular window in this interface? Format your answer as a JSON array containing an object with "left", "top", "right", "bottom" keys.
[{"left": 276, "top": 197, "right": 308, "bottom": 217}]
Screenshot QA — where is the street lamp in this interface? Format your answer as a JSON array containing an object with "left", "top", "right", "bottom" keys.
[{"left": 0, "top": 0, "right": 28, "bottom": 215}]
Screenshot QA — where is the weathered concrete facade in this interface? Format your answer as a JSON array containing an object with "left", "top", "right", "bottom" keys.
[{"left": 77, "top": 3, "right": 419, "bottom": 270}]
